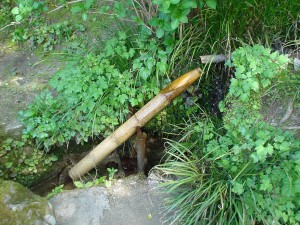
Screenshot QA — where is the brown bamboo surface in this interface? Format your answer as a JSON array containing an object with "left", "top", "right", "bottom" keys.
[{"left": 68, "top": 68, "right": 202, "bottom": 180}]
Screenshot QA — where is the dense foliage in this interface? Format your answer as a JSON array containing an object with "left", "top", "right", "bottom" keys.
[
  {"left": 19, "top": 32, "right": 169, "bottom": 149},
  {"left": 157, "top": 45, "right": 300, "bottom": 224},
  {"left": 0, "top": 1, "right": 299, "bottom": 224}
]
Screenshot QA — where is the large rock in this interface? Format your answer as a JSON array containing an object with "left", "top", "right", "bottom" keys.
[
  {"left": 0, "top": 179, "right": 56, "bottom": 225},
  {"left": 49, "top": 186, "right": 109, "bottom": 225},
  {"left": 102, "top": 173, "right": 167, "bottom": 225},
  {"left": 49, "top": 173, "right": 168, "bottom": 225}
]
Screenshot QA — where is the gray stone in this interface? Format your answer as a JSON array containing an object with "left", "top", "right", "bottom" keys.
[
  {"left": 0, "top": 179, "right": 56, "bottom": 225},
  {"left": 50, "top": 187, "right": 109, "bottom": 225},
  {"left": 49, "top": 174, "right": 169, "bottom": 225},
  {"left": 4, "top": 120, "right": 23, "bottom": 132},
  {"left": 49, "top": 186, "right": 109, "bottom": 225},
  {"left": 101, "top": 173, "right": 167, "bottom": 225}
]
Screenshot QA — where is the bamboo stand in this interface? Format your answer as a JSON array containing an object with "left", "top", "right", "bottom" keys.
[{"left": 69, "top": 68, "right": 202, "bottom": 180}]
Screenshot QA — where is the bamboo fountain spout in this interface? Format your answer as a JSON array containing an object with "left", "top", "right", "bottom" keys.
[{"left": 69, "top": 68, "right": 202, "bottom": 180}]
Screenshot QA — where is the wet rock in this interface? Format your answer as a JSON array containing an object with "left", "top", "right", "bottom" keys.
[{"left": 0, "top": 179, "right": 56, "bottom": 225}]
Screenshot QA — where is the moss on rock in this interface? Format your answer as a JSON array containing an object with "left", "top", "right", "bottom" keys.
[{"left": 0, "top": 179, "right": 56, "bottom": 225}]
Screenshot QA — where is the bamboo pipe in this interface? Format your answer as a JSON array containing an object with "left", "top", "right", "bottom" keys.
[{"left": 69, "top": 68, "right": 202, "bottom": 180}]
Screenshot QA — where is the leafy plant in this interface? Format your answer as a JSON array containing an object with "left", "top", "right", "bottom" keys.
[
  {"left": 150, "top": 0, "right": 217, "bottom": 38},
  {"left": 70, "top": 0, "right": 95, "bottom": 21},
  {"left": 224, "top": 44, "right": 290, "bottom": 103},
  {"left": 0, "top": 138, "right": 59, "bottom": 185},
  {"left": 107, "top": 167, "right": 118, "bottom": 181},
  {"left": 73, "top": 167, "right": 117, "bottom": 189},
  {"left": 74, "top": 176, "right": 106, "bottom": 189},
  {"left": 18, "top": 31, "right": 169, "bottom": 150},
  {"left": 12, "top": 21, "right": 84, "bottom": 51},
  {"left": 46, "top": 184, "right": 64, "bottom": 199},
  {"left": 11, "top": 0, "right": 48, "bottom": 22},
  {"left": 104, "top": 167, "right": 118, "bottom": 188},
  {"left": 157, "top": 45, "right": 300, "bottom": 224}
]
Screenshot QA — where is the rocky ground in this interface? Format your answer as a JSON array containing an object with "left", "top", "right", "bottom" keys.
[{"left": 1, "top": 172, "right": 172, "bottom": 225}]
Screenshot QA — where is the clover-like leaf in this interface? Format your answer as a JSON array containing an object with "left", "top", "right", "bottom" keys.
[{"left": 232, "top": 181, "right": 244, "bottom": 195}]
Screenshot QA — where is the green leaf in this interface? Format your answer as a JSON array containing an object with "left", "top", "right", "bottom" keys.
[
  {"left": 232, "top": 181, "right": 244, "bottom": 195},
  {"left": 156, "top": 28, "right": 164, "bottom": 38},
  {"left": 84, "top": 0, "right": 94, "bottom": 9},
  {"left": 139, "top": 67, "right": 150, "bottom": 80},
  {"left": 171, "top": 19, "right": 180, "bottom": 30},
  {"left": 170, "top": 0, "right": 180, "bottom": 3},
  {"left": 181, "top": 0, "right": 197, "bottom": 9},
  {"left": 50, "top": 155, "right": 58, "bottom": 161},
  {"left": 205, "top": 0, "right": 217, "bottom": 9},
  {"left": 128, "top": 48, "right": 135, "bottom": 58},
  {"left": 179, "top": 15, "right": 188, "bottom": 23},
  {"left": 218, "top": 101, "right": 225, "bottom": 112},
  {"left": 279, "top": 141, "right": 290, "bottom": 151},
  {"left": 32, "top": 2, "right": 39, "bottom": 9},
  {"left": 250, "top": 80, "right": 259, "bottom": 92},
  {"left": 71, "top": 6, "right": 83, "bottom": 13},
  {"left": 11, "top": 7, "right": 20, "bottom": 15},
  {"left": 255, "top": 144, "right": 273, "bottom": 161},
  {"left": 82, "top": 13, "right": 88, "bottom": 21},
  {"left": 74, "top": 181, "right": 84, "bottom": 188},
  {"left": 261, "top": 78, "right": 271, "bottom": 88},
  {"left": 99, "top": 5, "right": 110, "bottom": 14},
  {"left": 161, "top": 1, "right": 171, "bottom": 11},
  {"left": 114, "top": 2, "right": 126, "bottom": 17},
  {"left": 118, "top": 31, "right": 127, "bottom": 40},
  {"left": 15, "top": 15, "right": 23, "bottom": 22},
  {"left": 260, "top": 176, "right": 272, "bottom": 192},
  {"left": 85, "top": 181, "right": 93, "bottom": 188},
  {"left": 5, "top": 162, "right": 13, "bottom": 169}
]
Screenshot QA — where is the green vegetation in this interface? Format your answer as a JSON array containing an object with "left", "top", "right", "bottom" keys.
[
  {"left": 18, "top": 31, "right": 170, "bottom": 149},
  {"left": 157, "top": 45, "right": 300, "bottom": 224},
  {"left": 46, "top": 167, "right": 117, "bottom": 199},
  {"left": 73, "top": 167, "right": 118, "bottom": 189},
  {"left": 46, "top": 184, "right": 64, "bottom": 199},
  {"left": 0, "top": 0, "right": 299, "bottom": 224},
  {"left": 0, "top": 138, "right": 58, "bottom": 186},
  {"left": 150, "top": 0, "right": 216, "bottom": 38}
]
